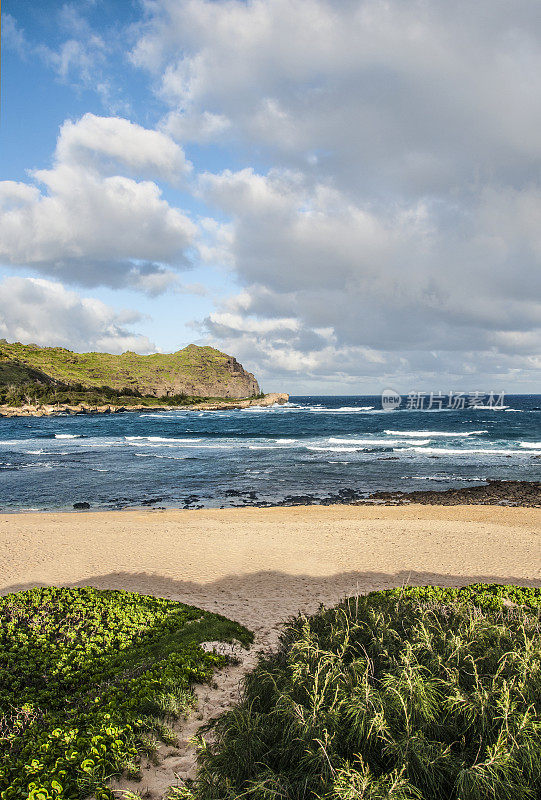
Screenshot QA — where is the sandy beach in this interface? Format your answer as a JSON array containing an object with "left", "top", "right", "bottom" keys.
[{"left": 1, "top": 503, "right": 539, "bottom": 796}]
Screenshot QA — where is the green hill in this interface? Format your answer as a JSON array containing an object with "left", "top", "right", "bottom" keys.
[{"left": 0, "top": 340, "right": 260, "bottom": 399}]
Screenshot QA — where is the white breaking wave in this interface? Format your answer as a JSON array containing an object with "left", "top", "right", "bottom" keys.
[
  {"left": 275, "top": 438, "right": 298, "bottom": 443},
  {"left": 336, "top": 406, "right": 374, "bottom": 411},
  {"left": 398, "top": 446, "right": 532, "bottom": 456},
  {"left": 519, "top": 442, "right": 541, "bottom": 449},
  {"left": 134, "top": 452, "right": 188, "bottom": 460},
  {"left": 129, "top": 441, "right": 231, "bottom": 449},
  {"left": 138, "top": 413, "right": 189, "bottom": 418},
  {"left": 125, "top": 436, "right": 202, "bottom": 443},
  {"left": 384, "top": 430, "right": 487, "bottom": 438},
  {"left": 329, "top": 437, "right": 429, "bottom": 446},
  {"left": 54, "top": 433, "right": 83, "bottom": 439},
  {"left": 471, "top": 404, "right": 509, "bottom": 410},
  {"left": 401, "top": 475, "right": 486, "bottom": 481}
]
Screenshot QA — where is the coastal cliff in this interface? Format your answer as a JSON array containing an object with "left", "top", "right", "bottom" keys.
[{"left": 0, "top": 340, "right": 260, "bottom": 399}]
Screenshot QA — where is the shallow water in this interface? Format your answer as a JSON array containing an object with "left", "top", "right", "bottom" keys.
[{"left": 0, "top": 395, "right": 540, "bottom": 511}]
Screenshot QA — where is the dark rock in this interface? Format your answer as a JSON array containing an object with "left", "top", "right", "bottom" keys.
[
  {"left": 356, "top": 480, "right": 541, "bottom": 508},
  {"left": 73, "top": 501, "right": 90, "bottom": 510},
  {"left": 184, "top": 494, "right": 200, "bottom": 505}
]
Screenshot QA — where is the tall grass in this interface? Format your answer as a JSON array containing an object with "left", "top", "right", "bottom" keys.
[{"left": 181, "top": 585, "right": 541, "bottom": 800}]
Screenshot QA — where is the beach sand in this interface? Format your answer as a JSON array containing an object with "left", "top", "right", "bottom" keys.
[{"left": 0, "top": 504, "right": 539, "bottom": 797}]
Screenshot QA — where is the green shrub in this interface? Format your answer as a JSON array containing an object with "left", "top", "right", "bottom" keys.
[
  {"left": 0, "top": 380, "right": 257, "bottom": 408},
  {"left": 187, "top": 584, "right": 541, "bottom": 800},
  {"left": 0, "top": 587, "right": 252, "bottom": 800}
]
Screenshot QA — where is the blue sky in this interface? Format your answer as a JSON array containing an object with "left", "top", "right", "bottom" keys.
[
  {"left": 1, "top": 0, "right": 240, "bottom": 355},
  {"left": 1, "top": 0, "right": 540, "bottom": 393}
]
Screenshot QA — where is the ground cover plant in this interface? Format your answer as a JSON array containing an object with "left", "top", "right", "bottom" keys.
[
  {"left": 182, "top": 584, "right": 541, "bottom": 800},
  {"left": 0, "top": 587, "right": 252, "bottom": 800}
]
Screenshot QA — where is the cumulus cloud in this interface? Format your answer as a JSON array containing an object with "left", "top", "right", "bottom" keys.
[
  {"left": 131, "top": 0, "right": 541, "bottom": 388},
  {"left": 57, "top": 113, "right": 191, "bottom": 181},
  {"left": 0, "top": 115, "right": 196, "bottom": 292},
  {"left": 0, "top": 277, "right": 156, "bottom": 354},
  {"left": 133, "top": 0, "right": 541, "bottom": 191},
  {"left": 6, "top": 1, "right": 541, "bottom": 388},
  {"left": 195, "top": 169, "right": 541, "bottom": 390}
]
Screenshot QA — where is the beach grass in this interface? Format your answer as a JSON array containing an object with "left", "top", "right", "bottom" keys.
[
  {"left": 0, "top": 587, "right": 252, "bottom": 800},
  {"left": 180, "top": 584, "right": 541, "bottom": 800}
]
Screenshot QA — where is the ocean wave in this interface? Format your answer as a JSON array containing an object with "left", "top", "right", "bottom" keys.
[
  {"left": 397, "top": 446, "right": 533, "bottom": 456},
  {"left": 276, "top": 406, "right": 377, "bottom": 414},
  {"left": 3, "top": 461, "right": 58, "bottom": 470},
  {"left": 54, "top": 433, "right": 85, "bottom": 439},
  {"left": 336, "top": 406, "right": 374, "bottom": 411},
  {"left": 134, "top": 452, "right": 188, "bottom": 460},
  {"left": 275, "top": 438, "right": 298, "bottom": 442},
  {"left": 329, "top": 437, "right": 430, "bottom": 446},
  {"left": 471, "top": 405, "right": 509, "bottom": 410},
  {"left": 307, "top": 446, "right": 361, "bottom": 453},
  {"left": 128, "top": 441, "right": 232, "bottom": 449},
  {"left": 138, "top": 413, "right": 188, "bottom": 418},
  {"left": 519, "top": 442, "right": 541, "bottom": 449},
  {"left": 384, "top": 430, "right": 487, "bottom": 438},
  {"left": 125, "top": 436, "right": 202, "bottom": 443},
  {"left": 401, "top": 475, "right": 486, "bottom": 481}
]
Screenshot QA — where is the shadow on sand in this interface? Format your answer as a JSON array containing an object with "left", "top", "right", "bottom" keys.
[{"left": 2, "top": 568, "right": 540, "bottom": 639}]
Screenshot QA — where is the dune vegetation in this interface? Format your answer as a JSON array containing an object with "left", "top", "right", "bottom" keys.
[
  {"left": 0, "top": 587, "right": 252, "bottom": 800},
  {"left": 177, "top": 584, "right": 541, "bottom": 800}
]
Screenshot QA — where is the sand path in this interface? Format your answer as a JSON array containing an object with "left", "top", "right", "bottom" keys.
[{"left": 0, "top": 504, "right": 539, "bottom": 797}]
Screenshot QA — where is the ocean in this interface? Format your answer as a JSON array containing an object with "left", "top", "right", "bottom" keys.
[{"left": 0, "top": 395, "right": 540, "bottom": 511}]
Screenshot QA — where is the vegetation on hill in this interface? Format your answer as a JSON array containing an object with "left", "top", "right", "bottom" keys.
[
  {"left": 0, "top": 587, "right": 252, "bottom": 800},
  {"left": 0, "top": 340, "right": 260, "bottom": 398},
  {"left": 0, "top": 381, "right": 263, "bottom": 409},
  {"left": 178, "top": 584, "right": 541, "bottom": 800}
]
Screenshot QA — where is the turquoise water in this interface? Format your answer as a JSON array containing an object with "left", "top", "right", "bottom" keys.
[{"left": 0, "top": 395, "right": 540, "bottom": 510}]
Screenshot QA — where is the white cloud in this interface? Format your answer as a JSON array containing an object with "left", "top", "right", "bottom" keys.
[
  {"left": 0, "top": 277, "right": 156, "bottom": 354},
  {"left": 3, "top": 14, "right": 27, "bottom": 57},
  {"left": 198, "top": 167, "right": 541, "bottom": 386},
  {"left": 129, "top": 0, "right": 541, "bottom": 387},
  {"left": 134, "top": 0, "right": 541, "bottom": 191},
  {"left": 161, "top": 110, "right": 231, "bottom": 144},
  {"left": 6, "top": 1, "right": 541, "bottom": 388},
  {"left": 57, "top": 113, "right": 191, "bottom": 182},
  {"left": 0, "top": 115, "right": 196, "bottom": 292}
]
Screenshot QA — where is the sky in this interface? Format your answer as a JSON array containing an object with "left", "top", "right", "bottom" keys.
[{"left": 1, "top": 0, "right": 540, "bottom": 394}]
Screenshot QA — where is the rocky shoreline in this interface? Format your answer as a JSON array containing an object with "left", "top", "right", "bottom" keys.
[
  {"left": 218, "top": 480, "right": 540, "bottom": 509},
  {"left": 0, "top": 392, "right": 289, "bottom": 417},
  {"left": 89, "top": 480, "right": 539, "bottom": 512},
  {"left": 355, "top": 479, "right": 541, "bottom": 507}
]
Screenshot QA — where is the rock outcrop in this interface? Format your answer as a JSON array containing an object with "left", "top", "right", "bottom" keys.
[{"left": 0, "top": 393, "right": 290, "bottom": 417}]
